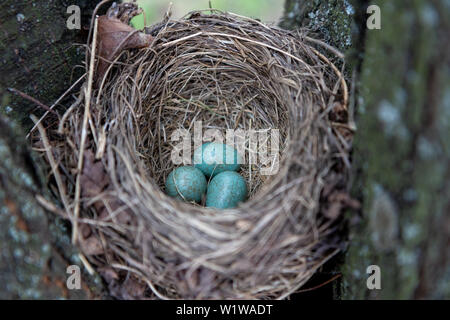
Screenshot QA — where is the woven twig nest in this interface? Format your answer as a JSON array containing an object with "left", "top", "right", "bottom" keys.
[{"left": 36, "top": 7, "right": 352, "bottom": 299}]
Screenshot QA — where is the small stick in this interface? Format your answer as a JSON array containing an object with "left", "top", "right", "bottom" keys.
[
  {"left": 162, "top": 32, "right": 203, "bottom": 47},
  {"left": 26, "top": 74, "right": 86, "bottom": 139},
  {"left": 35, "top": 195, "right": 68, "bottom": 218},
  {"left": 73, "top": 16, "right": 99, "bottom": 245},
  {"left": 31, "top": 115, "right": 71, "bottom": 221},
  {"left": 86, "top": 0, "right": 113, "bottom": 69},
  {"left": 304, "top": 36, "right": 345, "bottom": 59},
  {"left": 110, "top": 263, "right": 169, "bottom": 300}
]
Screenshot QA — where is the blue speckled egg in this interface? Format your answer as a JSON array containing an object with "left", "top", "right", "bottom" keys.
[
  {"left": 193, "top": 143, "right": 242, "bottom": 177},
  {"left": 206, "top": 171, "right": 248, "bottom": 209},
  {"left": 165, "top": 166, "right": 207, "bottom": 203}
]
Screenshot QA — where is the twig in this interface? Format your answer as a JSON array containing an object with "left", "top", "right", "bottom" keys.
[
  {"left": 31, "top": 115, "right": 71, "bottom": 221},
  {"left": 304, "top": 36, "right": 345, "bottom": 59},
  {"left": 86, "top": 0, "right": 113, "bottom": 69},
  {"left": 162, "top": 32, "right": 203, "bottom": 47},
  {"left": 296, "top": 273, "right": 342, "bottom": 293}
]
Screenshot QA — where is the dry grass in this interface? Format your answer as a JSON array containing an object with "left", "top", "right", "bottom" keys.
[{"left": 35, "top": 9, "right": 351, "bottom": 299}]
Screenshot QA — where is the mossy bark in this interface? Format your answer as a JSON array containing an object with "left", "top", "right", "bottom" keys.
[
  {"left": 342, "top": 0, "right": 450, "bottom": 299},
  {"left": 0, "top": 0, "right": 105, "bottom": 127},
  {"left": 283, "top": 0, "right": 450, "bottom": 299},
  {"left": 0, "top": 115, "right": 106, "bottom": 299},
  {"left": 281, "top": 0, "right": 354, "bottom": 299},
  {"left": 280, "top": 0, "right": 354, "bottom": 52},
  {"left": 0, "top": 0, "right": 107, "bottom": 299},
  {"left": 1, "top": 0, "right": 448, "bottom": 300}
]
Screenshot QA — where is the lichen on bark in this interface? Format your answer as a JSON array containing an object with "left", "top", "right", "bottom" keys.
[
  {"left": 0, "top": 0, "right": 104, "bottom": 128},
  {"left": 342, "top": 0, "right": 450, "bottom": 299},
  {"left": 280, "top": 0, "right": 354, "bottom": 52},
  {"left": 0, "top": 0, "right": 107, "bottom": 299},
  {"left": 0, "top": 115, "right": 106, "bottom": 299}
]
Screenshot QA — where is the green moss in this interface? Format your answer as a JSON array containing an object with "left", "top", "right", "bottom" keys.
[
  {"left": 0, "top": 115, "right": 106, "bottom": 299},
  {"left": 344, "top": 0, "right": 450, "bottom": 299},
  {"left": 281, "top": 0, "right": 353, "bottom": 52}
]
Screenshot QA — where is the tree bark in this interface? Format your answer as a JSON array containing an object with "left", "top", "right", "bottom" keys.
[
  {"left": 280, "top": 0, "right": 354, "bottom": 52},
  {"left": 342, "top": 0, "right": 450, "bottom": 299},
  {"left": 0, "top": 0, "right": 107, "bottom": 299}
]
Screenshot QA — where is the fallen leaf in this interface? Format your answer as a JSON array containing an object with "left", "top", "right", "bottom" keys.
[{"left": 95, "top": 2, "right": 153, "bottom": 85}]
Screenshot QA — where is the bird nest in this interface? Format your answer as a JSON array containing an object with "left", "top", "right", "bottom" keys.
[{"left": 34, "top": 5, "right": 352, "bottom": 299}]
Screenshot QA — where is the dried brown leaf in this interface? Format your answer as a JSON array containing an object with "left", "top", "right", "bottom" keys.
[{"left": 95, "top": 4, "right": 153, "bottom": 85}]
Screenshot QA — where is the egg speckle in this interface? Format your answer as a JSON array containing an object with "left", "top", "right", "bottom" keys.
[
  {"left": 165, "top": 166, "right": 207, "bottom": 203},
  {"left": 206, "top": 171, "right": 247, "bottom": 209},
  {"left": 193, "top": 143, "right": 241, "bottom": 177}
]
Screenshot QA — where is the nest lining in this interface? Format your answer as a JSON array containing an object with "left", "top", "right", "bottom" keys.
[{"left": 37, "top": 10, "right": 351, "bottom": 299}]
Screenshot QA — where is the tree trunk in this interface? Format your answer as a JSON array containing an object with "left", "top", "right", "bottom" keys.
[
  {"left": 0, "top": 116, "right": 107, "bottom": 299},
  {"left": 280, "top": 0, "right": 354, "bottom": 52},
  {"left": 342, "top": 0, "right": 450, "bottom": 299},
  {"left": 0, "top": 0, "right": 106, "bottom": 299},
  {"left": 282, "top": 0, "right": 450, "bottom": 299}
]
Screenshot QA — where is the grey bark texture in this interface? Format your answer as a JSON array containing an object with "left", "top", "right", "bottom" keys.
[
  {"left": 0, "top": 116, "right": 106, "bottom": 299},
  {"left": 282, "top": 0, "right": 450, "bottom": 299}
]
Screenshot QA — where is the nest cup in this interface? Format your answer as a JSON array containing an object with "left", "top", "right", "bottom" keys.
[{"left": 46, "top": 10, "right": 351, "bottom": 299}]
